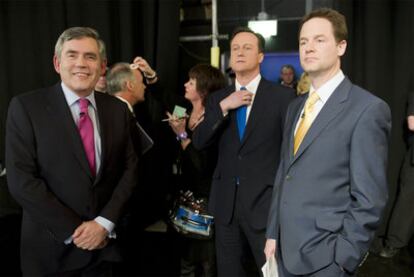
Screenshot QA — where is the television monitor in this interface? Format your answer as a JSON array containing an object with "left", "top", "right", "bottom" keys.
[{"left": 260, "top": 52, "right": 303, "bottom": 84}]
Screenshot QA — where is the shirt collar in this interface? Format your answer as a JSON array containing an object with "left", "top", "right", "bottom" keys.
[
  {"left": 235, "top": 74, "right": 261, "bottom": 94},
  {"left": 115, "top": 95, "right": 134, "bottom": 113},
  {"left": 61, "top": 82, "right": 97, "bottom": 110},
  {"left": 310, "top": 70, "right": 345, "bottom": 104}
]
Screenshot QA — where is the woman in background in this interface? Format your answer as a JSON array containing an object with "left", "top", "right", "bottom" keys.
[
  {"left": 296, "top": 71, "right": 311, "bottom": 95},
  {"left": 167, "top": 64, "right": 226, "bottom": 277}
]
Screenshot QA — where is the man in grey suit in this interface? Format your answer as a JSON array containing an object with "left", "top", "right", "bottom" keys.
[{"left": 265, "top": 8, "right": 391, "bottom": 276}]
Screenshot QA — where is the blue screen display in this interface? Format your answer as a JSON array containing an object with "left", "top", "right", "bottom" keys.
[{"left": 260, "top": 52, "right": 303, "bottom": 84}]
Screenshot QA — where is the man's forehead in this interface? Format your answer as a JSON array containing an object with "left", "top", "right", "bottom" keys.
[
  {"left": 231, "top": 41, "right": 254, "bottom": 46},
  {"left": 300, "top": 18, "right": 333, "bottom": 36},
  {"left": 63, "top": 37, "right": 99, "bottom": 49},
  {"left": 231, "top": 32, "right": 257, "bottom": 44},
  {"left": 133, "top": 69, "right": 144, "bottom": 81}
]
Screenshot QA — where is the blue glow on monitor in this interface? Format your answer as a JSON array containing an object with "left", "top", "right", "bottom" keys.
[{"left": 260, "top": 52, "right": 303, "bottom": 84}]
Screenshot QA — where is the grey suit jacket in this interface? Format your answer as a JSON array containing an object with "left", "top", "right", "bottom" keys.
[{"left": 266, "top": 77, "right": 391, "bottom": 274}]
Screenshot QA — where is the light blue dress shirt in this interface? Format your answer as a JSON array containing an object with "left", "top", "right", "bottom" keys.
[{"left": 61, "top": 83, "right": 115, "bottom": 243}]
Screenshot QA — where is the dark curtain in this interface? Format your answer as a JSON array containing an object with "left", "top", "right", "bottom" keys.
[
  {"left": 335, "top": 0, "right": 414, "bottom": 235},
  {"left": 0, "top": 0, "right": 180, "bottom": 165}
]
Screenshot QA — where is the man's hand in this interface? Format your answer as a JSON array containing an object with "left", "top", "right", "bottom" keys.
[
  {"left": 96, "top": 238, "right": 109, "bottom": 249},
  {"left": 264, "top": 239, "right": 277, "bottom": 260},
  {"left": 219, "top": 89, "right": 254, "bottom": 114},
  {"left": 72, "top": 221, "right": 108, "bottom": 251},
  {"left": 407, "top": 115, "right": 414, "bottom": 131}
]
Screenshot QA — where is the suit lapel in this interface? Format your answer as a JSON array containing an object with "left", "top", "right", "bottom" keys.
[
  {"left": 290, "top": 78, "right": 352, "bottom": 164},
  {"left": 225, "top": 85, "right": 242, "bottom": 145},
  {"left": 46, "top": 84, "right": 93, "bottom": 178},
  {"left": 239, "top": 79, "right": 268, "bottom": 149},
  {"left": 94, "top": 92, "right": 108, "bottom": 183},
  {"left": 287, "top": 96, "right": 306, "bottom": 163}
]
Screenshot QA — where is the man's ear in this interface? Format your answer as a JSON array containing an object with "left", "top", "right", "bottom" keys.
[
  {"left": 101, "top": 59, "right": 107, "bottom": 74},
  {"left": 337, "top": 40, "right": 347, "bottom": 57},
  {"left": 258, "top": 52, "right": 264, "bottom": 64},
  {"left": 126, "top": 80, "right": 134, "bottom": 91},
  {"left": 53, "top": 54, "right": 61, "bottom": 74}
]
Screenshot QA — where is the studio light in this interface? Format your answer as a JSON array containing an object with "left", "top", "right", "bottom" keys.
[
  {"left": 248, "top": 19, "right": 277, "bottom": 38},
  {"left": 247, "top": 0, "right": 277, "bottom": 38}
]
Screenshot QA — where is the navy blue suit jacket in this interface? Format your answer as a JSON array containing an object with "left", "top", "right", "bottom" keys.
[{"left": 193, "top": 78, "right": 295, "bottom": 229}]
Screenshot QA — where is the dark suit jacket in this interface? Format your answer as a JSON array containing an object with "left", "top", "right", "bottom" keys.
[
  {"left": 266, "top": 78, "right": 391, "bottom": 274},
  {"left": 6, "top": 84, "right": 138, "bottom": 275},
  {"left": 193, "top": 78, "right": 295, "bottom": 229}
]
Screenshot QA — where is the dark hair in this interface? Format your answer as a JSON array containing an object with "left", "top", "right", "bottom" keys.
[
  {"left": 299, "top": 8, "right": 348, "bottom": 43},
  {"left": 281, "top": 64, "right": 296, "bottom": 74},
  {"left": 188, "top": 64, "right": 226, "bottom": 106},
  {"left": 230, "top": 27, "right": 265, "bottom": 53}
]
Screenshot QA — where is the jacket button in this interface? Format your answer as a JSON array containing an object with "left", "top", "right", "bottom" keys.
[
  {"left": 238, "top": 155, "right": 242, "bottom": 160},
  {"left": 285, "top": 175, "right": 291, "bottom": 180}
]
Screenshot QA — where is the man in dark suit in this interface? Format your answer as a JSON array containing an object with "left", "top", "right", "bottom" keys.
[
  {"left": 6, "top": 27, "right": 138, "bottom": 276},
  {"left": 379, "top": 91, "right": 414, "bottom": 258},
  {"left": 106, "top": 61, "right": 154, "bottom": 157},
  {"left": 193, "top": 27, "right": 295, "bottom": 276},
  {"left": 265, "top": 8, "right": 391, "bottom": 276}
]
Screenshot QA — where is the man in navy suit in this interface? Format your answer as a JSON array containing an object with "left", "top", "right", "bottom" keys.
[
  {"left": 193, "top": 27, "right": 295, "bottom": 276},
  {"left": 265, "top": 8, "right": 391, "bottom": 276},
  {"left": 6, "top": 27, "right": 138, "bottom": 275}
]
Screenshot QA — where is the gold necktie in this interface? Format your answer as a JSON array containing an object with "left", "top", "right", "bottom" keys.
[{"left": 294, "top": 92, "right": 320, "bottom": 155}]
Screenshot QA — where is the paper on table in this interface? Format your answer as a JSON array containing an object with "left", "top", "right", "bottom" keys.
[{"left": 262, "top": 255, "right": 278, "bottom": 277}]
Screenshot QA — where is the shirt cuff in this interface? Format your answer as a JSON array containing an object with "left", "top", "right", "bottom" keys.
[{"left": 95, "top": 216, "right": 117, "bottom": 239}]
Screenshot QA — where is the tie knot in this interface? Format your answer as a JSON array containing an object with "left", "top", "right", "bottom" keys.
[
  {"left": 240, "top": 86, "right": 247, "bottom": 91},
  {"left": 304, "top": 92, "right": 319, "bottom": 115},
  {"left": 79, "top": 98, "right": 89, "bottom": 113},
  {"left": 308, "top": 92, "right": 320, "bottom": 105}
]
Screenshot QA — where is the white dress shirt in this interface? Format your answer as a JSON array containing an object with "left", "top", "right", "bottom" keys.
[
  {"left": 235, "top": 73, "right": 261, "bottom": 122},
  {"left": 295, "top": 70, "right": 345, "bottom": 134}
]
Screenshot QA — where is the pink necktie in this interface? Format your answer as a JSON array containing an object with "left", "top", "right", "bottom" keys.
[{"left": 78, "top": 98, "right": 96, "bottom": 176}]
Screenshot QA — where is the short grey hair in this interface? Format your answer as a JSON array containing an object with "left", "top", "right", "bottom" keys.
[
  {"left": 106, "top": 63, "right": 135, "bottom": 94},
  {"left": 54, "top": 27, "right": 107, "bottom": 61}
]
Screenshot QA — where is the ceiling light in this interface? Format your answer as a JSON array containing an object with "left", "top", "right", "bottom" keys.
[
  {"left": 248, "top": 19, "right": 277, "bottom": 38},
  {"left": 248, "top": 1, "right": 277, "bottom": 38}
]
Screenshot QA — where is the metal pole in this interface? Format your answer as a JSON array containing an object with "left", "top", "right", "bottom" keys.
[
  {"left": 211, "top": 0, "right": 220, "bottom": 67},
  {"left": 212, "top": 0, "right": 218, "bottom": 47},
  {"left": 179, "top": 34, "right": 228, "bottom": 42},
  {"left": 306, "top": 0, "right": 313, "bottom": 13}
]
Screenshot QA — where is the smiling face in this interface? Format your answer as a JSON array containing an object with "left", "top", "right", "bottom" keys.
[
  {"left": 299, "top": 17, "right": 346, "bottom": 80},
  {"left": 53, "top": 37, "right": 107, "bottom": 97},
  {"left": 230, "top": 32, "right": 264, "bottom": 76}
]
